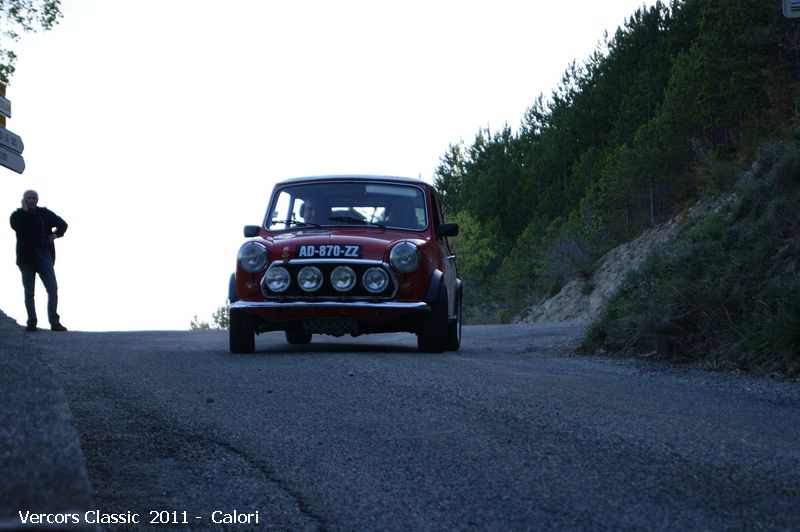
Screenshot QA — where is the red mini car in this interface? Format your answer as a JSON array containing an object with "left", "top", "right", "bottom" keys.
[{"left": 229, "top": 175, "right": 462, "bottom": 353}]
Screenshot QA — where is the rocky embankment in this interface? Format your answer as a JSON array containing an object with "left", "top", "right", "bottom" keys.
[{"left": 514, "top": 195, "right": 735, "bottom": 324}]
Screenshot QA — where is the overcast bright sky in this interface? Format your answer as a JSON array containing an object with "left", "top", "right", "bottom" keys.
[{"left": 0, "top": 0, "right": 655, "bottom": 331}]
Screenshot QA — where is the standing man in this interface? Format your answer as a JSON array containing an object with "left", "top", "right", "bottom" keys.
[{"left": 10, "top": 190, "right": 68, "bottom": 332}]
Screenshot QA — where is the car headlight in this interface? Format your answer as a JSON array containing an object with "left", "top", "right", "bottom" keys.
[
  {"left": 389, "top": 242, "right": 420, "bottom": 273},
  {"left": 297, "top": 266, "right": 323, "bottom": 292},
  {"left": 238, "top": 242, "right": 268, "bottom": 273},
  {"left": 363, "top": 267, "right": 390, "bottom": 293},
  {"left": 331, "top": 266, "right": 357, "bottom": 292},
  {"left": 263, "top": 265, "right": 291, "bottom": 293}
]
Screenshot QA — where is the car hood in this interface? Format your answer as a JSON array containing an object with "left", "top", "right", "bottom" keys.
[{"left": 265, "top": 229, "right": 426, "bottom": 261}]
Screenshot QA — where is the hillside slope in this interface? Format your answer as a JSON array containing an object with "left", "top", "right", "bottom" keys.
[
  {"left": 514, "top": 195, "right": 734, "bottom": 324},
  {"left": 569, "top": 141, "right": 800, "bottom": 376}
]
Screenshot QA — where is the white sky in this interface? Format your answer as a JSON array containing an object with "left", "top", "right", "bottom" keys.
[{"left": 0, "top": 0, "right": 654, "bottom": 331}]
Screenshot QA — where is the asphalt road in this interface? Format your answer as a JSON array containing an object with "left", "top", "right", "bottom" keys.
[{"left": 24, "top": 322, "right": 800, "bottom": 531}]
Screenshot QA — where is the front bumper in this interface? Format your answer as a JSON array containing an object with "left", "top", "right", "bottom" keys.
[
  {"left": 230, "top": 301, "right": 429, "bottom": 311},
  {"left": 230, "top": 300, "right": 431, "bottom": 335}
]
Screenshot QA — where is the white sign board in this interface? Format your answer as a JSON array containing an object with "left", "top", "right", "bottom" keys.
[
  {"left": 0, "top": 145, "right": 25, "bottom": 173},
  {"left": 784, "top": 0, "right": 800, "bottom": 17}
]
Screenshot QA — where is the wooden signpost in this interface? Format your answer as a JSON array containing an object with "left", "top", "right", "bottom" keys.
[{"left": 0, "top": 82, "right": 25, "bottom": 174}]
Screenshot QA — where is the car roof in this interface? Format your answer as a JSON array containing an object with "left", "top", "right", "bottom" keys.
[{"left": 274, "top": 174, "right": 432, "bottom": 187}]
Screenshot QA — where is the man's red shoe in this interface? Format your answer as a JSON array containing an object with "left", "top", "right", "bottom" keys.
[
  {"left": 24, "top": 325, "right": 37, "bottom": 332},
  {"left": 50, "top": 323, "right": 67, "bottom": 332}
]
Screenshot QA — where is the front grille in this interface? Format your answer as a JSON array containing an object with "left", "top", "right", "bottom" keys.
[{"left": 261, "top": 260, "right": 396, "bottom": 299}]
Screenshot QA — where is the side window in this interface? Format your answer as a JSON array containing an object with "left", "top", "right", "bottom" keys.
[
  {"left": 432, "top": 192, "right": 445, "bottom": 232},
  {"left": 267, "top": 190, "right": 295, "bottom": 230}
]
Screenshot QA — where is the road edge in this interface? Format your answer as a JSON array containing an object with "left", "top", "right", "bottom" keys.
[{"left": 0, "top": 309, "right": 95, "bottom": 529}]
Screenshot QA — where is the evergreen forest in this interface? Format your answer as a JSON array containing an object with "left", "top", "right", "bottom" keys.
[{"left": 435, "top": 0, "right": 800, "bottom": 374}]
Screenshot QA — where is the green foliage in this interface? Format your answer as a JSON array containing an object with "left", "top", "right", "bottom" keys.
[
  {"left": 190, "top": 302, "right": 230, "bottom": 331},
  {"left": 583, "top": 141, "right": 800, "bottom": 376},
  {"left": 433, "top": 142, "right": 466, "bottom": 217},
  {"left": 448, "top": 210, "right": 503, "bottom": 323},
  {"left": 433, "top": 0, "right": 797, "bottom": 317},
  {"left": 429, "top": 0, "right": 800, "bottom": 373},
  {"left": 189, "top": 315, "right": 211, "bottom": 331},
  {"left": 0, "top": 0, "right": 62, "bottom": 82},
  {"left": 211, "top": 303, "right": 230, "bottom": 330},
  {"left": 459, "top": 127, "right": 530, "bottom": 241}
]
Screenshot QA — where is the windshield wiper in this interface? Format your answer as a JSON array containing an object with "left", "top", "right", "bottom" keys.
[
  {"left": 271, "top": 219, "right": 321, "bottom": 228},
  {"left": 328, "top": 216, "right": 385, "bottom": 228}
]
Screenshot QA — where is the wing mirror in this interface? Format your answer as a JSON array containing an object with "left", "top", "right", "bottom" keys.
[
  {"left": 437, "top": 223, "right": 459, "bottom": 237},
  {"left": 243, "top": 225, "right": 261, "bottom": 238}
]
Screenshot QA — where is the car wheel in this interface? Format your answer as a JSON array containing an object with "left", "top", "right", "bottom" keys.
[
  {"left": 229, "top": 312, "right": 255, "bottom": 353},
  {"left": 417, "top": 284, "right": 448, "bottom": 353},
  {"left": 285, "top": 330, "right": 312, "bottom": 345},
  {"left": 445, "top": 286, "right": 462, "bottom": 351}
]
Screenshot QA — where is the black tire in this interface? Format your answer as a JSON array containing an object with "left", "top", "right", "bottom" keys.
[
  {"left": 229, "top": 312, "right": 255, "bottom": 353},
  {"left": 417, "top": 284, "right": 448, "bottom": 353},
  {"left": 445, "top": 286, "right": 462, "bottom": 351},
  {"left": 285, "top": 330, "right": 312, "bottom": 345},
  {"left": 228, "top": 273, "right": 239, "bottom": 303}
]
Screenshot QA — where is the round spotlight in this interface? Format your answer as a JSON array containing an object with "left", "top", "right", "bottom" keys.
[
  {"left": 331, "top": 266, "right": 357, "bottom": 292},
  {"left": 363, "top": 267, "right": 390, "bottom": 294},
  {"left": 263, "top": 265, "right": 290, "bottom": 293},
  {"left": 298, "top": 266, "right": 323, "bottom": 292}
]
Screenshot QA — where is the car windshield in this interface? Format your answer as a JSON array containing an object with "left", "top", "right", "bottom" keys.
[{"left": 267, "top": 182, "right": 428, "bottom": 231}]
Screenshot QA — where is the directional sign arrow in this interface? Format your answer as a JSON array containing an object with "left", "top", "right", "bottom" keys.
[
  {"left": 0, "top": 126, "right": 23, "bottom": 154},
  {"left": 0, "top": 145, "right": 25, "bottom": 173},
  {"left": 0, "top": 95, "right": 10, "bottom": 118}
]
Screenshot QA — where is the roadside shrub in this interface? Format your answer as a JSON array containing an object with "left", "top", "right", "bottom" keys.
[
  {"left": 736, "top": 277, "right": 800, "bottom": 376},
  {"left": 582, "top": 139, "right": 800, "bottom": 377}
]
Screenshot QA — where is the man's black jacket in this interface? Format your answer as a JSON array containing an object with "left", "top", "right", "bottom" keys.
[{"left": 9, "top": 207, "right": 68, "bottom": 265}]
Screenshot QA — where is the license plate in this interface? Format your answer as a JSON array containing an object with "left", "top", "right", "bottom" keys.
[{"left": 296, "top": 244, "right": 362, "bottom": 258}]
